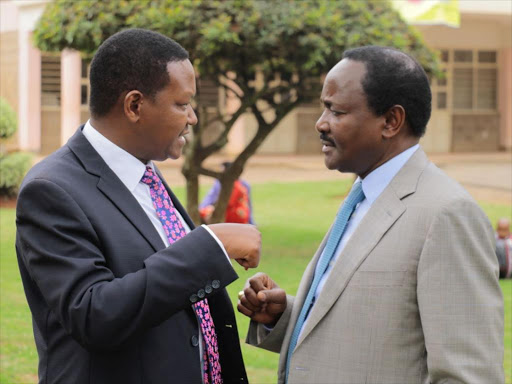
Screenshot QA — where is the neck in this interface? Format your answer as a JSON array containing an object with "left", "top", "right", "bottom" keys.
[
  {"left": 89, "top": 116, "right": 146, "bottom": 163},
  {"left": 359, "top": 136, "right": 419, "bottom": 179},
  {"left": 386, "top": 136, "right": 419, "bottom": 162}
]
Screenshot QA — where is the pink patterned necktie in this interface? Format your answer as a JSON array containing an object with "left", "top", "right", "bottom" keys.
[{"left": 141, "top": 166, "right": 222, "bottom": 384}]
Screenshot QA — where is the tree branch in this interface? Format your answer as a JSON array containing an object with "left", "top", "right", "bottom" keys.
[{"left": 198, "top": 167, "right": 222, "bottom": 179}]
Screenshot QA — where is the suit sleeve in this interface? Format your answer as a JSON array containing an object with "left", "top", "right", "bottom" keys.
[
  {"left": 417, "top": 198, "right": 504, "bottom": 383},
  {"left": 16, "top": 178, "right": 238, "bottom": 350}
]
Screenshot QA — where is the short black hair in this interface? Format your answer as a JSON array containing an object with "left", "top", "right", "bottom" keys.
[
  {"left": 342, "top": 46, "right": 431, "bottom": 137},
  {"left": 89, "top": 28, "right": 189, "bottom": 117}
]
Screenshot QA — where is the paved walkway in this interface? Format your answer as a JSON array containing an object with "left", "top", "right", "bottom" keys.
[{"left": 156, "top": 151, "right": 512, "bottom": 206}]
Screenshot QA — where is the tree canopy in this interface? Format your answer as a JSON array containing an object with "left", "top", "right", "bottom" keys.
[{"left": 34, "top": 0, "right": 441, "bottom": 223}]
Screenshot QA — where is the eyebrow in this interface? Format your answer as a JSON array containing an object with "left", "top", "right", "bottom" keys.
[{"left": 320, "top": 98, "right": 337, "bottom": 108}]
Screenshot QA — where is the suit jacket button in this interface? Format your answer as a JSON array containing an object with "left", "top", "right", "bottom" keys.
[
  {"left": 191, "top": 335, "right": 199, "bottom": 347},
  {"left": 190, "top": 294, "right": 198, "bottom": 303},
  {"left": 197, "top": 289, "right": 205, "bottom": 298},
  {"left": 212, "top": 280, "right": 220, "bottom": 289},
  {"left": 205, "top": 285, "right": 213, "bottom": 294}
]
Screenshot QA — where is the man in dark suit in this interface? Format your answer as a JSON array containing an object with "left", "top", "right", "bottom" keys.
[{"left": 16, "top": 29, "right": 260, "bottom": 384}]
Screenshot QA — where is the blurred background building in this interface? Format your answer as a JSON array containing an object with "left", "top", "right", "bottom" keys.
[{"left": 1, "top": 0, "right": 511, "bottom": 155}]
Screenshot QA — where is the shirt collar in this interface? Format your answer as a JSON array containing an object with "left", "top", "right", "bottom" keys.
[
  {"left": 355, "top": 144, "right": 420, "bottom": 205},
  {"left": 82, "top": 120, "right": 154, "bottom": 192}
]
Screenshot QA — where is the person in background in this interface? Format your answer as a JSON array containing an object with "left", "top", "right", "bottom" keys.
[
  {"left": 15, "top": 29, "right": 260, "bottom": 384},
  {"left": 496, "top": 217, "right": 512, "bottom": 278},
  {"left": 200, "top": 162, "right": 254, "bottom": 224}
]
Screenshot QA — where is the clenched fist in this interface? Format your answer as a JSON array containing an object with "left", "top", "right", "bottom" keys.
[
  {"left": 237, "top": 272, "right": 287, "bottom": 325},
  {"left": 208, "top": 223, "right": 261, "bottom": 270}
]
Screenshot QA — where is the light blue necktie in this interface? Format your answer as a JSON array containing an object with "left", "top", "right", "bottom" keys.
[{"left": 285, "top": 181, "right": 365, "bottom": 382}]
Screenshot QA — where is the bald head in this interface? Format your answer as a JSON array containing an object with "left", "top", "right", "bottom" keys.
[{"left": 497, "top": 218, "right": 511, "bottom": 239}]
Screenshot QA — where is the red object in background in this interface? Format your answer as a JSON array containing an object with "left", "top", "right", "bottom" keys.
[
  {"left": 199, "top": 180, "right": 250, "bottom": 224},
  {"left": 225, "top": 180, "right": 250, "bottom": 223}
]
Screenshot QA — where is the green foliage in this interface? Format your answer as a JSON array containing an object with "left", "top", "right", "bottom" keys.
[
  {"left": 0, "top": 97, "right": 17, "bottom": 140},
  {"left": 33, "top": 0, "right": 442, "bottom": 223},
  {"left": 0, "top": 152, "right": 32, "bottom": 197},
  {"left": 0, "top": 98, "right": 30, "bottom": 198},
  {"left": 33, "top": 0, "right": 441, "bottom": 93}
]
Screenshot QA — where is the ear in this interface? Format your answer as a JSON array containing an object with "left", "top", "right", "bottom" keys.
[
  {"left": 382, "top": 105, "right": 406, "bottom": 140},
  {"left": 123, "top": 90, "right": 144, "bottom": 123}
]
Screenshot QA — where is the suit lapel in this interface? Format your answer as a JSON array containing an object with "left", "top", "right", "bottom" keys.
[
  {"left": 67, "top": 128, "right": 166, "bottom": 252},
  {"left": 294, "top": 148, "right": 430, "bottom": 349}
]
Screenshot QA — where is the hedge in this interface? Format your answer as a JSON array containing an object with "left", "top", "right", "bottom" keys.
[{"left": 0, "top": 152, "right": 32, "bottom": 197}]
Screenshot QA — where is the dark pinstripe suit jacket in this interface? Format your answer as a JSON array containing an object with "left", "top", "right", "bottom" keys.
[{"left": 16, "top": 127, "right": 247, "bottom": 384}]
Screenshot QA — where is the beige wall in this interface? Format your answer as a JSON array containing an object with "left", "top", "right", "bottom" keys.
[
  {"left": 0, "top": 31, "right": 19, "bottom": 112},
  {"left": 418, "top": 14, "right": 511, "bottom": 49}
]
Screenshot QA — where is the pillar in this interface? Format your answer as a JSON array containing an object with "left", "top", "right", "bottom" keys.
[
  {"left": 17, "top": 30, "right": 41, "bottom": 151},
  {"left": 60, "top": 48, "right": 82, "bottom": 145}
]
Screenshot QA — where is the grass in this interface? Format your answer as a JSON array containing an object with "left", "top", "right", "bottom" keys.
[{"left": 1, "top": 180, "right": 511, "bottom": 383}]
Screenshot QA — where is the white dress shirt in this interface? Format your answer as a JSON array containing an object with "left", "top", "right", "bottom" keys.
[
  {"left": 82, "top": 120, "right": 229, "bottom": 380},
  {"left": 299, "top": 144, "right": 420, "bottom": 337}
]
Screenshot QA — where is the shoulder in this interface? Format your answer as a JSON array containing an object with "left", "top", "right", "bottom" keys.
[
  {"left": 19, "top": 145, "right": 96, "bottom": 207},
  {"left": 415, "top": 161, "right": 478, "bottom": 211},
  {"left": 23, "top": 146, "right": 75, "bottom": 183},
  {"left": 397, "top": 159, "right": 492, "bottom": 238}
]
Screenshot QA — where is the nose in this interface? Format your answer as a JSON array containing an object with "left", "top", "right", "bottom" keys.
[
  {"left": 315, "top": 110, "right": 329, "bottom": 133},
  {"left": 188, "top": 105, "right": 198, "bottom": 126}
]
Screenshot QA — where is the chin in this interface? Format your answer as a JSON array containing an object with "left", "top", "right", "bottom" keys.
[
  {"left": 323, "top": 154, "right": 341, "bottom": 171},
  {"left": 168, "top": 150, "right": 183, "bottom": 160}
]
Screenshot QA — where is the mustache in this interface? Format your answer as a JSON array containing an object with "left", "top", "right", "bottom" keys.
[{"left": 319, "top": 133, "right": 334, "bottom": 145}]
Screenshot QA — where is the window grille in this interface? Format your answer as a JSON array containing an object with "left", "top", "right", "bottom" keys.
[{"left": 41, "top": 55, "right": 61, "bottom": 106}]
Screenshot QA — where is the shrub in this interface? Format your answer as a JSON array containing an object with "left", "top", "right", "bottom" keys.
[
  {"left": 0, "top": 97, "right": 17, "bottom": 139},
  {"left": 0, "top": 152, "right": 32, "bottom": 197},
  {"left": 0, "top": 97, "right": 32, "bottom": 198}
]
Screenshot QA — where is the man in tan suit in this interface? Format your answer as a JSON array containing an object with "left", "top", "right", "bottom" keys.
[{"left": 238, "top": 46, "right": 504, "bottom": 383}]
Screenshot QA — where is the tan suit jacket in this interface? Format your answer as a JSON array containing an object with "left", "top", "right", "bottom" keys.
[{"left": 248, "top": 149, "right": 504, "bottom": 384}]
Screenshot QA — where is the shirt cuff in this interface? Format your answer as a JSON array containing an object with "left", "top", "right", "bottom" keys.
[
  {"left": 201, "top": 224, "right": 231, "bottom": 263},
  {"left": 263, "top": 323, "right": 275, "bottom": 332}
]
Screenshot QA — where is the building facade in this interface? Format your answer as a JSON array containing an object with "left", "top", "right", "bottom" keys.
[{"left": 1, "top": 0, "right": 510, "bottom": 155}]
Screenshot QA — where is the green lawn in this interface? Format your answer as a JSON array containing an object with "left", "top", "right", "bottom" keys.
[{"left": 1, "top": 180, "right": 511, "bottom": 383}]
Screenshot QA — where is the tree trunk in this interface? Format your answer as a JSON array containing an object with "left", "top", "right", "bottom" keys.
[{"left": 182, "top": 154, "right": 201, "bottom": 225}]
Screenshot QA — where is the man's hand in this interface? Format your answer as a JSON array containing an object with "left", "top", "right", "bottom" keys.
[
  {"left": 208, "top": 223, "right": 261, "bottom": 270},
  {"left": 237, "top": 272, "right": 287, "bottom": 325}
]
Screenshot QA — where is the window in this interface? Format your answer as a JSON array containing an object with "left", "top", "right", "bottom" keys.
[
  {"left": 431, "top": 66, "right": 448, "bottom": 110},
  {"left": 477, "top": 68, "right": 497, "bottom": 109},
  {"left": 453, "top": 68, "right": 473, "bottom": 109},
  {"left": 449, "top": 49, "right": 497, "bottom": 111},
  {"left": 454, "top": 50, "right": 472, "bottom": 63},
  {"left": 478, "top": 51, "right": 496, "bottom": 64},
  {"left": 41, "top": 55, "right": 61, "bottom": 106},
  {"left": 197, "top": 77, "right": 219, "bottom": 107}
]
